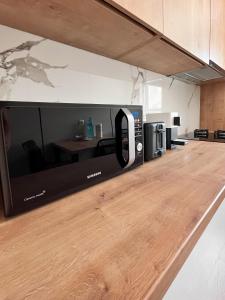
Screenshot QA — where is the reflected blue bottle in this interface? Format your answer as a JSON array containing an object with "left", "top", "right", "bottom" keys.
[{"left": 87, "top": 117, "right": 94, "bottom": 139}]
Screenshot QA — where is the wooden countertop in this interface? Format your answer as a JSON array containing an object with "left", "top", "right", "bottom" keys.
[{"left": 1, "top": 141, "right": 225, "bottom": 300}]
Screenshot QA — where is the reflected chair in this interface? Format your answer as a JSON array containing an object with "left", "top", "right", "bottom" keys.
[
  {"left": 96, "top": 138, "right": 116, "bottom": 156},
  {"left": 22, "top": 140, "right": 45, "bottom": 173}
]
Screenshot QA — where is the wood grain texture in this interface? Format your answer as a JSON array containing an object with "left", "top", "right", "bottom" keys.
[
  {"left": 0, "top": 0, "right": 203, "bottom": 76},
  {"left": 104, "top": 0, "right": 164, "bottom": 33},
  {"left": 119, "top": 38, "right": 203, "bottom": 75},
  {"left": 163, "top": 0, "right": 210, "bottom": 63},
  {"left": 210, "top": 0, "right": 225, "bottom": 70},
  {"left": 200, "top": 82, "right": 225, "bottom": 131},
  {"left": 1, "top": 141, "right": 225, "bottom": 299},
  {"left": 0, "top": 0, "right": 155, "bottom": 59},
  {"left": 164, "top": 192, "right": 225, "bottom": 300}
]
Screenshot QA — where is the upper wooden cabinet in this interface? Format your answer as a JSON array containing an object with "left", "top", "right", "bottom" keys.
[
  {"left": 119, "top": 38, "right": 202, "bottom": 76},
  {"left": 105, "top": 0, "right": 163, "bottom": 33},
  {"left": 0, "top": 0, "right": 155, "bottom": 59},
  {"left": 0, "top": 0, "right": 204, "bottom": 76},
  {"left": 163, "top": 0, "right": 210, "bottom": 64},
  {"left": 210, "top": 0, "right": 225, "bottom": 70}
]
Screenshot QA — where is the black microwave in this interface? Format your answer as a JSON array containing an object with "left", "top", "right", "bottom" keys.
[{"left": 0, "top": 102, "right": 143, "bottom": 216}]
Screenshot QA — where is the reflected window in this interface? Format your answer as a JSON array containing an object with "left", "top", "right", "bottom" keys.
[{"left": 144, "top": 85, "right": 162, "bottom": 114}]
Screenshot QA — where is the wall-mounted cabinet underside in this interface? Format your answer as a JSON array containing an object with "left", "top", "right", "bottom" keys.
[
  {"left": 0, "top": 0, "right": 203, "bottom": 75},
  {"left": 105, "top": 0, "right": 164, "bottom": 33}
]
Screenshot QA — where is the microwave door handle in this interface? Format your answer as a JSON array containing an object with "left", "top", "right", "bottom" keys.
[
  {"left": 125, "top": 108, "right": 135, "bottom": 168},
  {"left": 115, "top": 108, "right": 135, "bottom": 169},
  {"left": 158, "top": 128, "right": 163, "bottom": 149}
]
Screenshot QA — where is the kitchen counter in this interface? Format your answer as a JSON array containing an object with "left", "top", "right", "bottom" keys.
[{"left": 1, "top": 141, "right": 225, "bottom": 300}]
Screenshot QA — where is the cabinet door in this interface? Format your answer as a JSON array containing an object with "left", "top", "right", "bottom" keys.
[
  {"left": 105, "top": 0, "right": 163, "bottom": 33},
  {"left": 0, "top": 0, "right": 154, "bottom": 60},
  {"left": 210, "top": 0, "right": 225, "bottom": 70},
  {"left": 163, "top": 0, "right": 210, "bottom": 63},
  {"left": 119, "top": 38, "right": 203, "bottom": 76},
  {"left": 201, "top": 83, "right": 225, "bottom": 131}
]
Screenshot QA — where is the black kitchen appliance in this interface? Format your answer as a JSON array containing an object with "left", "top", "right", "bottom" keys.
[
  {"left": 214, "top": 130, "right": 225, "bottom": 140},
  {"left": 194, "top": 129, "right": 209, "bottom": 139},
  {"left": 0, "top": 102, "right": 143, "bottom": 216},
  {"left": 144, "top": 122, "right": 166, "bottom": 161},
  {"left": 166, "top": 127, "right": 188, "bottom": 149}
]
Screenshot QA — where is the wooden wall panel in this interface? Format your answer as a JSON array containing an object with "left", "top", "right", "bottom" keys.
[{"left": 200, "top": 83, "right": 225, "bottom": 131}]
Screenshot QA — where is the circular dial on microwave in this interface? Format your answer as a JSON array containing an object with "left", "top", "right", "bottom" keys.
[{"left": 136, "top": 142, "right": 143, "bottom": 152}]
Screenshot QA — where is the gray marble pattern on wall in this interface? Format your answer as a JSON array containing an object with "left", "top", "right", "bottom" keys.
[{"left": 0, "top": 39, "right": 67, "bottom": 98}]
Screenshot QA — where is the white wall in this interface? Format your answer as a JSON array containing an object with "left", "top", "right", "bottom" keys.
[{"left": 0, "top": 25, "right": 200, "bottom": 135}]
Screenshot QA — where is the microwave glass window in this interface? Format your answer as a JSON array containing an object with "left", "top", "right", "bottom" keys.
[
  {"left": 40, "top": 107, "right": 116, "bottom": 167},
  {"left": 3, "top": 107, "right": 44, "bottom": 178},
  {"left": 3, "top": 106, "right": 123, "bottom": 179}
]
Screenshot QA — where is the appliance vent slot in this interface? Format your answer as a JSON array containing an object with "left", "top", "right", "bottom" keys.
[{"left": 170, "top": 64, "right": 225, "bottom": 85}]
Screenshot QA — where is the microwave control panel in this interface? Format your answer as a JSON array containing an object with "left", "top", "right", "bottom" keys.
[{"left": 133, "top": 115, "right": 143, "bottom": 156}]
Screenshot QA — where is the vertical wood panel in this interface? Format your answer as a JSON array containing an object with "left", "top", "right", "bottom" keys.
[
  {"left": 210, "top": 0, "right": 225, "bottom": 70},
  {"left": 200, "top": 83, "right": 225, "bottom": 131},
  {"left": 164, "top": 0, "right": 210, "bottom": 63}
]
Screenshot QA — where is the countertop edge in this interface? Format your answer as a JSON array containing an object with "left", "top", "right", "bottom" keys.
[{"left": 144, "top": 184, "right": 225, "bottom": 300}]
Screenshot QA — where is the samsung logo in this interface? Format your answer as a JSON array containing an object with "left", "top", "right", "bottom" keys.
[
  {"left": 24, "top": 190, "right": 46, "bottom": 202},
  {"left": 87, "top": 171, "right": 102, "bottom": 179}
]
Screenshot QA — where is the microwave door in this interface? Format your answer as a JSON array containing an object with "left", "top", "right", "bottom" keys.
[
  {"left": 115, "top": 108, "right": 135, "bottom": 169},
  {"left": 0, "top": 108, "right": 13, "bottom": 215}
]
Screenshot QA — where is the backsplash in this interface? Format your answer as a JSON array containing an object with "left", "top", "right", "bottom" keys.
[
  {"left": 0, "top": 25, "right": 200, "bottom": 135},
  {"left": 0, "top": 39, "right": 67, "bottom": 93}
]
